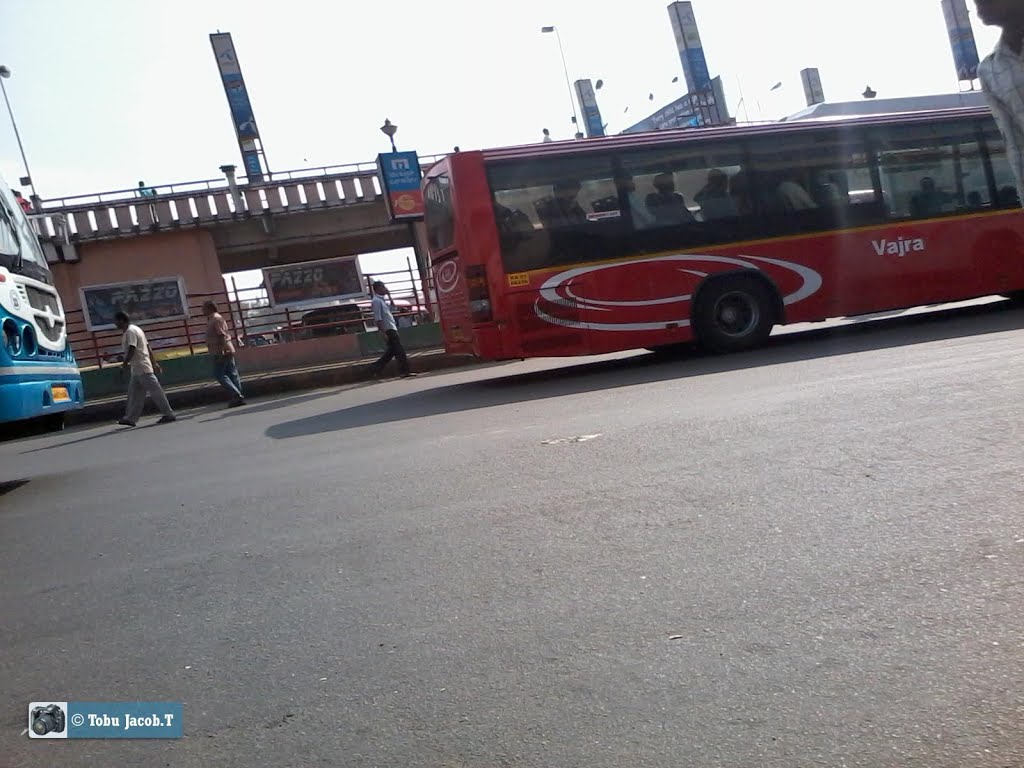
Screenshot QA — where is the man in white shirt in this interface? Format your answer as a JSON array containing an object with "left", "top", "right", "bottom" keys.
[
  {"left": 976, "top": 0, "right": 1024, "bottom": 200},
  {"left": 368, "top": 281, "right": 414, "bottom": 379},
  {"left": 114, "top": 311, "right": 176, "bottom": 426}
]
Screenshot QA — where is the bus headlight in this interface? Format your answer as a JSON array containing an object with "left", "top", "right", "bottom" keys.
[
  {"left": 21, "top": 324, "right": 36, "bottom": 356},
  {"left": 2, "top": 319, "right": 21, "bottom": 356}
]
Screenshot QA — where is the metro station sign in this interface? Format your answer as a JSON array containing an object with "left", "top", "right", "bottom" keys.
[{"left": 377, "top": 152, "right": 425, "bottom": 221}]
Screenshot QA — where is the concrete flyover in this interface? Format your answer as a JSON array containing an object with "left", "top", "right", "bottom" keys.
[{"left": 30, "top": 155, "right": 445, "bottom": 314}]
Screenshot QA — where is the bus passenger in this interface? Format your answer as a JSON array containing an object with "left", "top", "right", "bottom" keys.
[
  {"left": 910, "top": 177, "right": 953, "bottom": 217},
  {"left": 495, "top": 202, "right": 536, "bottom": 259},
  {"left": 776, "top": 172, "right": 818, "bottom": 211},
  {"left": 645, "top": 173, "right": 696, "bottom": 225},
  {"left": 535, "top": 180, "right": 588, "bottom": 229},
  {"left": 613, "top": 170, "right": 657, "bottom": 229},
  {"left": 695, "top": 169, "right": 738, "bottom": 220},
  {"left": 728, "top": 171, "right": 754, "bottom": 216}
]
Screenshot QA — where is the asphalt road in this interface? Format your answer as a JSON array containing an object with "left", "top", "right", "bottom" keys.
[{"left": 2, "top": 300, "right": 1024, "bottom": 768}]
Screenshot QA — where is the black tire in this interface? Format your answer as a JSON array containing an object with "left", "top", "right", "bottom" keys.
[
  {"left": 1003, "top": 291, "right": 1024, "bottom": 304},
  {"left": 692, "top": 275, "right": 777, "bottom": 353},
  {"left": 42, "top": 413, "right": 66, "bottom": 433}
]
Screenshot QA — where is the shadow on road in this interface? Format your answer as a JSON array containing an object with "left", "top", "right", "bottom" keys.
[
  {"left": 265, "top": 300, "right": 1024, "bottom": 440},
  {"left": 0, "top": 479, "right": 28, "bottom": 497},
  {"left": 195, "top": 388, "right": 346, "bottom": 423},
  {"left": 16, "top": 407, "right": 218, "bottom": 453}
]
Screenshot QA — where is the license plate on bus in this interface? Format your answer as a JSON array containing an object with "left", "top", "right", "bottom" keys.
[{"left": 51, "top": 385, "right": 70, "bottom": 403}]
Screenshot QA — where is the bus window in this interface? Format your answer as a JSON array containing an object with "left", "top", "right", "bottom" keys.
[
  {"left": 871, "top": 121, "right": 992, "bottom": 219},
  {"left": 746, "top": 129, "right": 879, "bottom": 231},
  {"left": 980, "top": 125, "right": 1022, "bottom": 208},
  {"left": 615, "top": 143, "right": 744, "bottom": 228},
  {"left": 425, "top": 174, "right": 455, "bottom": 253},
  {"left": 488, "top": 153, "right": 623, "bottom": 272}
]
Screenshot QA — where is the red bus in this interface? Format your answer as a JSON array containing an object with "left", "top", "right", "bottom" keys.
[{"left": 422, "top": 107, "right": 1024, "bottom": 360}]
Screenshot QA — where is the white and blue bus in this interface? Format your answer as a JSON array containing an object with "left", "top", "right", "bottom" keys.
[{"left": 0, "top": 175, "right": 82, "bottom": 430}]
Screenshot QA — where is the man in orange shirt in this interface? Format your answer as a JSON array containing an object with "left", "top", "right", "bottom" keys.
[{"left": 203, "top": 301, "right": 246, "bottom": 407}]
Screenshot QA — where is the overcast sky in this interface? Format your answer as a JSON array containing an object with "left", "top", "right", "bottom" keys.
[{"left": 0, "top": 0, "right": 1001, "bottom": 282}]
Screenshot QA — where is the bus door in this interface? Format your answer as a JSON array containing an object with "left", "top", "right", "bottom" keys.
[{"left": 432, "top": 253, "right": 476, "bottom": 355}]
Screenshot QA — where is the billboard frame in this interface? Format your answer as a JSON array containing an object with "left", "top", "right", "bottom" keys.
[
  {"left": 79, "top": 276, "right": 189, "bottom": 332},
  {"left": 262, "top": 256, "right": 366, "bottom": 310}
]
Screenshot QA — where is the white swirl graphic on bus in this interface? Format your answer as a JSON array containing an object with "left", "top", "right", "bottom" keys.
[
  {"left": 435, "top": 260, "right": 460, "bottom": 294},
  {"left": 534, "top": 253, "right": 822, "bottom": 332}
]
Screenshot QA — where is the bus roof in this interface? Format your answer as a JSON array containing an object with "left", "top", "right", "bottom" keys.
[
  {"left": 781, "top": 91, "right": 988, "bottom": 122},
  {"left": 474, "top": 106, "right": 994, "bottom": 164}
]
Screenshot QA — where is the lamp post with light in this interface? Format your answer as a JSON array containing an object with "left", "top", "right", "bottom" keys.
[
  {"left": 0, "top": 65, "right": 40, "bottom": 208},
  {"left": 380, "top": 118, "right": 399, "bottom": 152},
  {"left": 377, "top": 117, "right": 431, "bottom": 313},
  {"left": 541, "top": 26, "right": 583, "bottom": 139}
]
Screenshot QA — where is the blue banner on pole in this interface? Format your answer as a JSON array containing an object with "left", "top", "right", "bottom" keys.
[
  {"left": 242, "top": 150, "right": 262, "bottom": 177},
  {"left": 686, "top": 49, "right": 711, "bottom": 93},
  {"left": 377, "top": 152, "right": 425, "bottom": 219},
  {"left": 29, "top": 702, "right": 183, "bottom": 739},
  {"left": 221, "top": 73, "right": 258, "bottom": 140},
  {"left": 582, "top": 104, "right": 605, "bottom": 138},
  {"left": 211, "top": 34, "right": 261, "bottom": 141},
  {"left": 942, "top": 0, "right": 980, "bottom": 81}
]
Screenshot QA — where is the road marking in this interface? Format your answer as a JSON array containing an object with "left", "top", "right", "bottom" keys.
[{"left": 541, "top": 433, "right": 602, "bottom": 445}]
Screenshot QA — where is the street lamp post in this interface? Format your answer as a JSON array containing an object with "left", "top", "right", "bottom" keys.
[
  {"left": 376, "top": 117, "right": 431, "bottom": 314},
  {"left": 0, "top": 65, "right": 39, "bottom": 208},
  {"left": 541, "top": 26, "right": 583, "bottom": 139},
  {"left": 380, "top": 118, "right": 398, "bottom": 152}
]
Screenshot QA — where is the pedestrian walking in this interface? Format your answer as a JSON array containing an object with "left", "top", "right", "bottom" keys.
[
  {"left": 368, "top": 281, "right": 415, "bottom": 379},
  {"left": 976, "top": 0, "right": 1024, "bottom": 198},
  {"left": 114, "top": 311, "right": 176, "bottom": 426},
  {"left": 203, "top": 300, "right": 246, "bottom": 407}
]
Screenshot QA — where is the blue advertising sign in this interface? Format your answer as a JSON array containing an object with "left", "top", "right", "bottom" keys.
[
  {"left": 211, "top": 32, "right": 264, "bottom": 179},
  {"left": 669, "top": 2, "right": 712, "bottom": 94},
  {"left": 622, "top": 88, "right": 722, "bottom": 134},
  {"left": 575, "top": 79, "right": 606, "bottom": 138},
  {"left": 623, "top": 94, "right": 696, "bottom": 133},
  {"left": 942, "top": 0, "right": 980, "bottom": 81},
  {"left": 243, "top": 150, "right": 262, "bottom": 177},
  {"left": 222, "top": 73, "right": 258, "bottom": 139},
  {"left": 376, "top": 152, "right": 425, "bottom": 220},
  {"left": 686, "top": 49, "right": 712, "bottom": 93}
]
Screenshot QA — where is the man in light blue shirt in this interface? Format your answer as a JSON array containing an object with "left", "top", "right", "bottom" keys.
[{"left": 369, "top": 281, "right": 413, "bottom": 379}]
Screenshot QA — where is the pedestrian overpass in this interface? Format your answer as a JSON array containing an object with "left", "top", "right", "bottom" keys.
[{"left": 33, "top": 155, "right": 444, "bottom": 274}]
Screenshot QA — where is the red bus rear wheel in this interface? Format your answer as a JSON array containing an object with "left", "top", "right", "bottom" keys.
[{"left": 693, "top": 275, "right": 777, "bottom": 353}]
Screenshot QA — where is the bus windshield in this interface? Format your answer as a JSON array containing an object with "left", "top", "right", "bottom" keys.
[{"left": 0, "top": 181, "right": 52, "bottom": 283}]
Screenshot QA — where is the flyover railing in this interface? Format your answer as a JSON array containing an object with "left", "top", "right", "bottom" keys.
[{"left": 34, "top": 153, "right": 449, "bottom": 242}]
